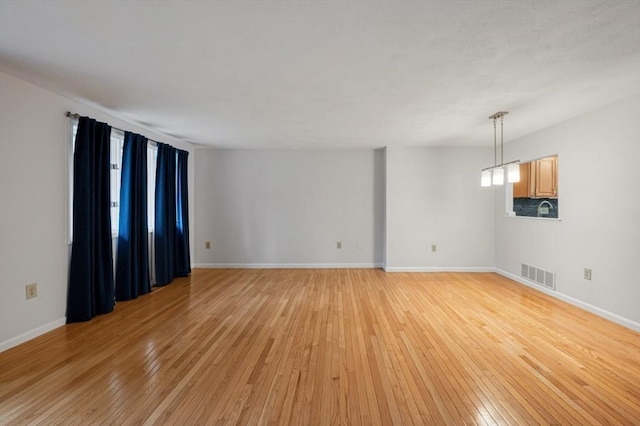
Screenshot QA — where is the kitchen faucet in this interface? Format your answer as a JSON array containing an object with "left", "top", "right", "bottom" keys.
[{"left": 537, "top": 200, "right": 554, "bottom": 217}]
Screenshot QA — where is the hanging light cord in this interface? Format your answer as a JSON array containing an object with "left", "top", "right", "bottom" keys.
[
  {"left": 500, "top": 114, "right": 504, "bottom": 165},
  {"left": 493, "top": 116, "right": 498, "bottom": 167},
  {"left": 482, "top": 111, "right": 518, "bottom": 173}
]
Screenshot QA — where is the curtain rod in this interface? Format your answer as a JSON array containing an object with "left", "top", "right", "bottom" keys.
[{"left": 66, "top": 111, "right": 159, "bottom": 147}]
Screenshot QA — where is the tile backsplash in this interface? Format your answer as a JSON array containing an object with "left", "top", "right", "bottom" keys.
[{"left": 513, "top": 197, "right": 558, "bottom": 218}]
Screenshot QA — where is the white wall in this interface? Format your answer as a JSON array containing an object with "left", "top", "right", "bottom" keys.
[
  {"left": 195, "top": 148, "right": 384, "bottom": 267},
  {"left": 495, "top": 94, "right": 640, "bottom": 329},
  {"left": 385, "top": 146, "right": 495, "bottom": 270},
  {"left": 0, "top": 71, "right": 195, "bottom": 350}
]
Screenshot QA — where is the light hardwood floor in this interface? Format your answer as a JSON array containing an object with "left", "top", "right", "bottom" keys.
[{"left": 1, "top": 269, "right": 639, "bottom": 425}]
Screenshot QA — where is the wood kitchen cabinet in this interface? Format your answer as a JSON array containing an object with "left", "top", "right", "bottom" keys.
[
  {"left": 513, "top": 156, "right": 558, "bottom": 199},
  {"left": 532, "top": 156, "right": 557, "bottom": 198},
  {"left": 513, "top": 163, "right": 531, "bottom": 198}
]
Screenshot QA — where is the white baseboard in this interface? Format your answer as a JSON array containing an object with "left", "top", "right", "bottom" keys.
[
  {"left": 383, "top": 266, "right": 496, "bottom": 273},
  {"left": 496, "top": 269, "right": 640, "bottom": 332},
  {"left": 0, "top": 317, "right": 66, "bottom": 353},
  {"left": 194, "top": 263, "right": 383, "bottom": 269}
]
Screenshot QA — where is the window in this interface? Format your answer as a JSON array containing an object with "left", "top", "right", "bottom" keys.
[
  {"left": 147, "top": 144, "right": 157, "bottom": 231},
  {"left": 68, "top": 118, "right": 157, "bottom": 240},
  {"left": 68, "top": 120, "right": 76, "bottom": 243},
  {"left": 109, "top": 129, "right": 124, "bottom": 233}
]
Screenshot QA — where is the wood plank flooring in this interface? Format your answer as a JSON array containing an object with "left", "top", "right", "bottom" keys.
[{"left": 1, "top": 269, "right": 639, "bottom": 425}]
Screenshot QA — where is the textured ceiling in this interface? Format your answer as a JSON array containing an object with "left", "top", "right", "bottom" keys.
[{"left": 1, "top": 0, "right": 638, "bottom": 148}]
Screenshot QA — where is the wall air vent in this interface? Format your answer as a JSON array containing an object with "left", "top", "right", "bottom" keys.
[{"left": 521, "top": 263, "right": 555, "bottom": 290}]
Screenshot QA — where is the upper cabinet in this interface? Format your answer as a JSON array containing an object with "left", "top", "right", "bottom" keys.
[
  {"left": 532, "top": 156, "right": 557, "bottom": 198},
  {"left": 513, "top": 156, "right": 558, "bottom": 199},
  {"left": 513, "top": 163, "right": 531, "bottom": 198}
]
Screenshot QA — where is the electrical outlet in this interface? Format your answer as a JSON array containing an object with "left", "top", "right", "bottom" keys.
[
  {"left": 356, "top": 241, "right": 363, "bottom": 249},
  {"left": 431, "top": 244, "right": 437, "bottom": 252},
  {"left": 336, "top": 241, "right": 342, "bottom": 249},
  {"left": 26, "top": 283, "right": 37, "bottom": 299},
  {"left": 205, "top": 241, "right": 211, "bottom": 249},
  {"left": 584, "top": 268, "right": 592, "bottom": 280}
]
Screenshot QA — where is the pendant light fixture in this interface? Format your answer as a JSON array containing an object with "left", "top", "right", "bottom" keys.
[{"left": 481, "top": 111, "right": 520, "bottom": 187}]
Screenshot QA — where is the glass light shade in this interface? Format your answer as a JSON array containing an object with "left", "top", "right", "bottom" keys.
[
  {"left": 492, "top": 167, "right": 504, "bottom": 185},
  {"left": 481, "top": 170, "right": 492, "bottom": 187},
  {"left": 507, "top": 163, "right": 520, "bottom": 183}
]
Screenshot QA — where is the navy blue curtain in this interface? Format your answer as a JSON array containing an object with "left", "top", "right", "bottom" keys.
[
  {"left": 155, "top": 143, "right": 177, "bottom": 286},
  {"left": 175, "top": 150, "right": 191, "bottom": 276},
  {"left": 67, "top": 117, "right": 115, "bottom": 323},
  {"left": 115, "top": 132, "right": 150, "bottom": 301}
]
